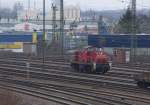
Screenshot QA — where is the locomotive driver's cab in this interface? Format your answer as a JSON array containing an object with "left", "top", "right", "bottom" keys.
[{"left": 71, "top": 46, "right": 111, "bottom": 74}]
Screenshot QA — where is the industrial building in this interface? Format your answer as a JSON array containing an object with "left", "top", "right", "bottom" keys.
[{"left": 18, "top": 5, "right": 81, "bottom": 22}]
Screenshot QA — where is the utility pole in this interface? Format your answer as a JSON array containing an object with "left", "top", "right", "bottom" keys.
[
  {"left": 42, "top": 0, "right": 46, "bottom": 67},
  {"left": 130, "top": 0, "right": 137, "bottom": 64},
  {"left": 98, "top": 16, "right": 104, "bottom": 35},
  {"left": 60, "top": 0, "right": 64, "bottom": 55},
  {"left": 98, "top": 16, "right": 103, "bottom": 48},
  {"left": 34, "top": 0, "right": 36, "bottom": 10},
  {"left": 0, "top": 0, "right": 1, "bottom": 9},
  {"left": 52, "top": 4, "right": 57, "bottom": 42},
  {"left": 28, "top": 0, "right": 30, "bottom": 10}
]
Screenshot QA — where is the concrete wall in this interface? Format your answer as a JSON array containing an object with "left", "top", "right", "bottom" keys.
[
  {"left": 104, "top": 48, "right": 150, "bottom": 56},
  {"left": 23, "top": 43, "right": 37, "bottom": 55}
]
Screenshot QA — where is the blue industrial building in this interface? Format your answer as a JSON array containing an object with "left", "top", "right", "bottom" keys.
[
  {"left": 0, "top": 32, "right": 43, "bottom": 42},
  {"left": 0, "top": 32, "right": 150, "bottom": 48},
  {"left": 88, "top": 35, "right": 150, "bottom": 48}
]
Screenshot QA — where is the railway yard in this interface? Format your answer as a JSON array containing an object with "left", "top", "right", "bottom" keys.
[
  {"left": 0, "top": 53, "right": 149, "bottom": 105},
  {"left": 1, "top": 0, "right": 150, "bottom": 104}
]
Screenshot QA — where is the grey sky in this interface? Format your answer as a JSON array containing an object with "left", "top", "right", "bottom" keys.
[{"left": 0, "top": 0, "right": 150, "bottom": 10}]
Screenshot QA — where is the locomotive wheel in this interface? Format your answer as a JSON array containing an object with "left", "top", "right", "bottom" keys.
[
  {"left": 104, "top": 66, "right": 110, "bottom": 74},
  {"left": 71, "top": 63, "right": 75, "bottom": 71},
  {"left": 71, "top": 63, "right": 79, "bottom": 72},
  {"left": 86, "top": 66, "right": 92, "bottom": 73},
  {"left": 101, "top": 69, "right": 106, "bottom": 74},
  {"left": 79, "top": 65, "right": 85, "bottom": 73},
  {"left": 96, "top": 66, "right": 106, "bottom": 74},
  {"left": 71, "top": 63, "right": 74, "bottom": 69},
  {"left": 75, "top": 64, "right": 79, "bottom": 72},
  {"left": 95, "top": 65, "right": 109, "bottom": 74},
  {"left": 137, "top": 81, "right": 148, "bottom": 88},
  {"left": 96, "top": 68, "right": 105, "bottom": 74}
]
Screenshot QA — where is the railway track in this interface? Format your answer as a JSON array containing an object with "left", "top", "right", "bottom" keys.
[
  {"left": 1, "top": 74, "right": 150, "bottom": 105},
  {"left": 114, "top": 63, "right": 150, "bottom": 71},
  {"left": 0, "top": 59, "right": 136, "bottom": 84},
  {"left": 0, "top": 57, "right": 145, "bottom": 84},
  {"left": 0, "top": 58, "right": 145, "bottom": 78},
  {"left": 0, "top": 77, "right": 135, "bottom": 105},
  {"left": 0, "top": 63, "right": 136, "bottom": 87},
  {"left": 2, "top": 56, "right": 150, "bottom": 71},
  {"left": 2, "top": 55, "right": 150, "bottom": 73},
  {"left": 0, "top": 64, "right": 149, "bottom": 104},
  {"left": 0, "top": 80, "right": 108, "bottom": 105},
  {"left": 0, "top": 54, "right": 67, "bottom": 62},
  {"left": 0, "top": 55, "right": 150, "bottom": 104}
]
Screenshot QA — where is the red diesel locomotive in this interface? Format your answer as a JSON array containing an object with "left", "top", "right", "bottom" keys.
[{"left": 71, "top": 46, "right": 111, "bottom": 74}]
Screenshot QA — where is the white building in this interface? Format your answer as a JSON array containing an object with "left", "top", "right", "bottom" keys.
[
  {"left": 14, "top": 22, "right": 40, "bottom": 32},
  {"left": 18, "top": 9, "right": 39, "bottom": 21},
  {"left": 18, "top": 5, "right": 80, "bottom": 22},
  {"left": 45, "top": 5, "right": 80, "bottom": 21},
  {"left": 64, "top": 5, "right": 80, "bottom": 21}
]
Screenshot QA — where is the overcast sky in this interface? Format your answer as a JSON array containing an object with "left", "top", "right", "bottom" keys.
[{"left": 0, "top": 0, "right": 150, "bottom": 11}]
